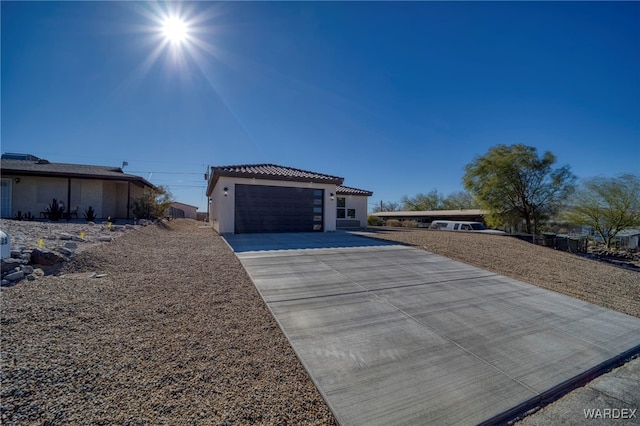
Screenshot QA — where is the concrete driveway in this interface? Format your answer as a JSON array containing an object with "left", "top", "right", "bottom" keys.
[{"left": 224, "top": 232, "right": 640, "bottom": 425}]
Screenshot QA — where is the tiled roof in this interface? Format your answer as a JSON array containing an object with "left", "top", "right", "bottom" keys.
[
  {"left": 336, "top": 185, "right": 373, "bottom": 196},
  {"left": 0, "top": 158, "right": 155, "bottom": 188},
  {"left": 208, "top": 164, "right": 344, "bottom": 194}
]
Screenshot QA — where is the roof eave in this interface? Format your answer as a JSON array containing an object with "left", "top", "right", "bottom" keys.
[
  {"left": 1, "top": 168, "right": 156, "bottom": 189},
  {"left": 206, "top": 169, "right": 344, "bottom": 196}
]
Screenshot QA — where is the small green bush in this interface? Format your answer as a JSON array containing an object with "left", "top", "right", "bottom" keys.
[{"left": 367, "top": 215, "right": 381, "bottom": 226}]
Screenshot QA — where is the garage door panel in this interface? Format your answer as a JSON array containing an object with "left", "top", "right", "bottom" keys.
[{"left": 235, "top": 184, "right": 323, "bottom": 234}]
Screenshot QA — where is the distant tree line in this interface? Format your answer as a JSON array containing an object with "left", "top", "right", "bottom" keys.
[{"left": 372, "top": 143, "right": 640, "bottom": 246}]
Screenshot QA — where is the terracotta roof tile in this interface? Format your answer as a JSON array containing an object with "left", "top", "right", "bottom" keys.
[
  {"left": 208, "top": 164, "right": 344, "bottom": 194},
  {"left": 336, "top": 185, "right": 373, "bottom": 196}
]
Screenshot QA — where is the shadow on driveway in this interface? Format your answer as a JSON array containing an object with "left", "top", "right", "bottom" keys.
[{"left": 223, "top": 231, "right": 400, "bottom": 253}]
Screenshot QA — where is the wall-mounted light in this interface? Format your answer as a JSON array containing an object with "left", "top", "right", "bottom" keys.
[
  {"left": 224, "top": 187, "right": 229, "bottom": 197},
  {"left": 14, "top": 178, "right": 20, "bottom": 183},
  {"left": 330, "top": 192, "right": 334, "bottom": 201}
]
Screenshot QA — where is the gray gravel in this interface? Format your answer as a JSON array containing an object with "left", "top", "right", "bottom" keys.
[{"left": 1, "top": 219, "right": 336, "bottom": 425}]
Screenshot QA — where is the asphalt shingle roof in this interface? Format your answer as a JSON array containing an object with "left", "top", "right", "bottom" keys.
[{"left": 1, "top": 158, "right": 154, "bottom": 188}]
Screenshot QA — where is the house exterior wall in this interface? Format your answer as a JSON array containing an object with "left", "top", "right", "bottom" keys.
[
  {"left": 336, "top": 194, "right": 369, "bottom": 228},
  {"left": 209, "top": 176, "right": 337, "bottom": 234},
  {"left": 5, "top": 175, "right": 67, "bottom": 218},
  {"left": 1, "top": 174, "right": 147, "bottom": 220}
]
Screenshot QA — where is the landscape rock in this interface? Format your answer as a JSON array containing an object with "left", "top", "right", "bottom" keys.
[
  {"left": 21, "top": 265, "right": 34, "bottom": 274},
  {"left": 0, "top": 219, "right": 138, "bottom": 285},
  {"left": 4, "top": 270, "right": 24, "bottom": 281},
  {"left": 1, "top": 258, "right": 25, "bottom": 273},
  {"left": 56, "top": 247, "right": 74, "bottom": 257},
  {"left": 31, "top": 248, "right": 67, "bottom": 266}
]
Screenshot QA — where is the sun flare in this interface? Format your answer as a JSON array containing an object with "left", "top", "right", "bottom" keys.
[{"left": 162, "top": 16, "right": 188, "bottom": 43}]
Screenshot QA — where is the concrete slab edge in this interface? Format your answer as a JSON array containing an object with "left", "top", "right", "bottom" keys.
[
  {"left": 485, "top": 344, "right": 640, "bottom": 426},
  {"left": 245, "top": 275, "right": 347, "bottom": 426}
]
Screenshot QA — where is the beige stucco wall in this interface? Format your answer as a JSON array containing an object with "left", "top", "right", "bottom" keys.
[
  {"left": 336, "top": 194, "right": 369, "bottom": 228},
  {"left": 2, "top": 174, "right": 148, "bottom": 220},
  {"left": 167, "top": 202, "right": 198, "bottom": 219},
  {"left": 209, "top": 177, "right": 337, "bottom": 234},
  {"left": 5, "top": 175, "right": 68, "bottom": 218}
]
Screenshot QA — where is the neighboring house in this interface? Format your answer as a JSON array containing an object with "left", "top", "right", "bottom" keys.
[
  {"left": 1, "top": 153, "right": 155, "bottom": 220},
  {"left": 205, "top": 164, "right": 372, "bottom": 234},
  {"left": 611, "top": 229, "right": 640, "bottom": 249},
  {"left": 166, "top": 202, "right": 198, "bottom": 219},
  {"left": 371, "top": 209, "right": 488, "bottom": 227}
]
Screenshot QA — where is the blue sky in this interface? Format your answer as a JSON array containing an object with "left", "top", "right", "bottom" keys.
[{"left": 3, "top": 1, "right": 639, "bottom": 213}]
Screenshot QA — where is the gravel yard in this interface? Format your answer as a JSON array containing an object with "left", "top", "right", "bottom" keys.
[
  {"left": 1, "top": 220, "right": 638, "bottom": 425},
  {"left": 1, "top": 220, "right": 336, "bottom": 425}
]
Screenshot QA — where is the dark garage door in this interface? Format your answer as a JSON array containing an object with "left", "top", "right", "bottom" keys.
[{"left": 235, "top": 184, "right": 324, "bottom": 233}]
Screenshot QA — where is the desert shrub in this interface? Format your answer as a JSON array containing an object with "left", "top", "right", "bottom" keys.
[
  {"left": 367, "top": 215, "right": 381, "bottom": 226},
  {"left": 47, "top": 198, "right": 64, "bottom": 221},
  {"left": 402, "top": 220, "right": 418, "bottom": 228},
  {"left": 132, "top": 186, "right": 173, "bottom": 220},
  {"left": 84, "top": 206, "right": 96, "bottom": 222},
  {"left": 386, "top": 219, "right": 401, "bottom": 227}
]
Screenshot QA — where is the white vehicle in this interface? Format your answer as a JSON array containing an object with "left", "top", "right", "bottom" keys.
[{"left": 428, "top": 220, "right": 505, "bottom": 234}]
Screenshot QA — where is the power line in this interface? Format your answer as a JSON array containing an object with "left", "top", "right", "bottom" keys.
[{"left": 127, "top": 170, "right": 203, "bottom": 175}]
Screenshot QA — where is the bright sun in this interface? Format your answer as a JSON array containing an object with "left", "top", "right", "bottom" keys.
[{"left": 162, "top": 17, "right": 188, "bottom": 43}]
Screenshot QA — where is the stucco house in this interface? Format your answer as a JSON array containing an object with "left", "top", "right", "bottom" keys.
[
  {"left": 205, "top": 164, "right": 372, "bottom": 234},
  {"left": 166, "top": 202, "right": 198, "bottom": 219},
  {"left": 1, "top": 153, "right": 155, "bottom": 220}
]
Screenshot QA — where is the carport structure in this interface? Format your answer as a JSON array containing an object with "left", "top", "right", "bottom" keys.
[{"left": 224, "top": 232, "right": 640, "bottom": 425}]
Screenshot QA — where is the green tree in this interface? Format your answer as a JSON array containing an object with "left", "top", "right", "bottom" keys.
[
  {"left": 563, "top": 174, "right": 640, "bottom": 248},
  {"left": 441, "top": 191, "right": 479, "bottom": 210},
  {"left": 372, "top": 201, "right": 401, "bottom": 213},
  {"left": 463, "top": 144, "right": 575, "bottom": 234},
  {"left": 132, "top": 186, "right": 173, "bottom": 220},
  {"left": 401, "top": 190, "right": 442, "bottom": 211}
]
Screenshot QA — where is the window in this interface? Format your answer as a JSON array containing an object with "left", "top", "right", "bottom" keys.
[
  {"left": 347, "top": 209, "right": 356, "bottom": 218},
  {"left": 337, "top": 197, "right": 346, "bottom": 219}
]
